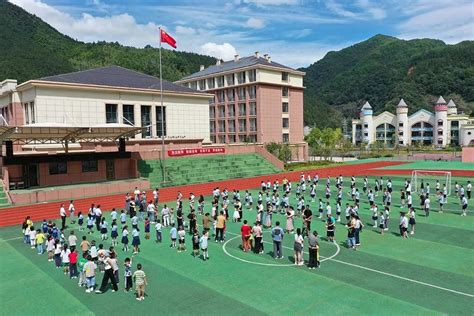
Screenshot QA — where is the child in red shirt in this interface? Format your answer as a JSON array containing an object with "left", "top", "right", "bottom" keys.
[
  {"left": 240, "top": 220, "right": 252, "bottom": 252},
  {"left": 69, "top": 247, "right": 78, "bottom": 279}
]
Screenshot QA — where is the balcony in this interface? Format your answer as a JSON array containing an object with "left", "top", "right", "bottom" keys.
[{"left": 411, "top": 127, "right": 433, "bottom": 132}]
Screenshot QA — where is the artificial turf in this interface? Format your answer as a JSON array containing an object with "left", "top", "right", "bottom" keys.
[{"left": 0, "top": 175, "right": 473, "bottom": 315}]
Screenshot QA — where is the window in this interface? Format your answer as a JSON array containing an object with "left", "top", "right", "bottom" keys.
[
  {"left": 106, "top": 104, "right": 118, "bottom": 123},
  {"left": 283, "top": 133, "right": 289, "bottom": 143},
  {"left": 24, "top": 103, "right": 29, "bottom": 124},
  {"left": 218, "top": 120, "right": 226, "bottom": 133},
  {"left": 238, "top": 103, "right": 246, "bottom": 116},
  {"left": 248, "top": 69, "right": 256, "bottom": 82},
  {"left": 249, "top": 102, "right": 256, "bottom": 116},
  {"left": 82, "top": 160, "right": 98, "bottom": 173},
  {"left": 209, "top": 106, "right": 216, "bottom": 119},
  {"left": 218, "top": 135, "right": 226, "bottom": 143},
  {"left": 210, "top": 122, "right": 215, "bottom": 134},
  {"left": 210, "top": 135, "right": 217, "bottom": 143},
  {"left": 249, "top": 118, "right": 257, "bottom": 132},
  {"left": 282, "top": 102, "right": 289, "bottom": 113},
  {"left": 49, "top": 162, "right": 67, "bottom": 175},
  {"left": 438, "top": 119, "right": 443, "bottom": 126},
  {"left": 141, "top": 106, "right": 151, "bottom": 138},
  {"left": 190, "top": 81, "right": 197, "bottom": 90},
  {"left": 228, "top": 120, "right": 236, "bottom": 133},
  {"left": 228, "top": 104, "right": 235, "bottom": 118},
  {"left": 282, "top": 72, "right": 289, "bottom": 81},
  {"left": 239, "top": 135, "right": 247, "bottom": 142},
  {"left": 248, "top": 86, "right": 256, "bottom": 99},
  {"left": 218, "top": 106, "right": 225, "bottom": 118},
  {"left": 123, "top": 104, "right": 134, "bottom": 125},
  {"left": 209, "top": 97, "right": 215, "bottom": 105},
  {"left": 282, "top": 118, "right": 289, "bottom": 128},
  {"left": 438, "top": 130, "right": 443, "bottom": 136},
  {"left": 237, "top": 72, "right": 246, "bottom": 84},
  {"left": 239, "top": 119, "right": 247, "bottom": 132},
  {"left": 217, "top": 76, "right": 224, "bottom": 88},
  {"left": 207, "top": 78, "right": 215, "bottom": 89},
  {"left": 238, "top": 87, "right": 246, "bottom": 101},
  {"left": 248, "top": 135, "right": 257, "bottom": 143},
  {"left": 399, "top": 140, "right": 403, "bottom": 145},
  {"left": 398, "top": 122, "right": 404, "bottom": 127},
  {"left": 282, "top": 87, "right": 289, "bottom": 97},
  {"left": 30, "top": 102, "right": 35, "bottom": 124},
  {"left": 363, "top": 123, "right": 368, "bottom": 128},
  {"left": 217, "top": 91, "right": 225, "bottom": 103},
  {"left": 438, "top": 139, "right": 443, "bottom": 145},
  {"left": 227, "top": 89, "right": 235, "bottom": 102},
  {"left": 451, "top": 121, "right": 459, "bottom": 128},
  {"left": 156, "top": 106, "right": 166, "bottom": 137},
  {"left": 399, "top": 131, "right": 404, "bottom": 136},
  {"left": 199, "top": 80, "right": 206, "bottom": 90},
  {"left": 226, "top": 74, "right": 235, "bottom": 86},
  {"left": 364, "top": 132, "right": 368, "bottom": 137},
  {"left": 228, "top": 134, "right": 236, "bottom": 143}
]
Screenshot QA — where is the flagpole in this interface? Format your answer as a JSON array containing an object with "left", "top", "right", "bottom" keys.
[{"left": 159, "top": 26, "right": 166, "bottom": 184}]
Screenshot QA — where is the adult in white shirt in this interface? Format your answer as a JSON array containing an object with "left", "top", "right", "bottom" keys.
[
  {"left": 68, "top": 201, "right": 75, "bottom": 224},
  {"left": 161, "top": 205, "right": 170, "bottom": 227},
  {"left": 467, "top": 181, "right": 472, "bottom": 200},
  {"left": 147, "top": 202, "right": 156, "bottom": 223},
  {"left": 461, "top": 196, "right": 468, "bottom": 216},
  {"left": 153, "top": 188, "right": 159, "bottom": 205},
  {"left": 399, "top": 213, "right": 408, "bottom": 238},
  {"left": 60, "top": 204, "right": 67, "bottom": 230},
  {"left": 94, "top": 206, "right": 102, "bottom": 231}
]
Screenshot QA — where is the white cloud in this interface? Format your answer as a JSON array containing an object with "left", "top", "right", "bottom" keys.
[
  {"left": 175, "top": 25, "right": 196, "bottom": 35},
  {"left": 355, "top": 0, "right": 386, "bottom": 19},
  {"left": 397, "top": 1, "right": 474, "bottom": 43},
  {"left": 325, "top": 0, "right": 357, "bottom": 18},
  {"left": 243, "top": 0, "right": 299, "bottom": 6},
  {"left": 199, "top": 43, "right": 237, "bottom": 61},
  {"left": 10, "top": 0, "right": 161, "bottom": 47},
  {"left": 245, "top": 17, "right": 265, "bottom": 29}
]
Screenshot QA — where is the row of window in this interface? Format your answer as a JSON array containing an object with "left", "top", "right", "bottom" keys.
[
  {"left": 211, "top": 134, "right": 258, "bottom": 144},
  {"left": 106, "top": 104, "right": 166, "bottom": 138},
  {"left": 212, "top": 86, "right": 257, "bottom": 103},
  {"left": 210, "top": 118, "right": 258, "bottom": 133},
  {"left": 210, "top": 102, "right": 257, "bottom": 118},
  {"left": 49, "top": 160, "right": 98, "bottom": 175}
]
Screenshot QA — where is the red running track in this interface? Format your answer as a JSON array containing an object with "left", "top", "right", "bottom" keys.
[{"left": 4, "top": 160, "right": 470, "bottom": 227}]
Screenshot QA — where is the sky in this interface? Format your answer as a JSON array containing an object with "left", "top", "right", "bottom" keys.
[{"left": 9, "top": 0, "right": 474, "bottom": 68}]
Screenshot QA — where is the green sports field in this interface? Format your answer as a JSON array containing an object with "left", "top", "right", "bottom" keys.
[{"left": 0, "top": 175, "right": 473, "bottom": 315}]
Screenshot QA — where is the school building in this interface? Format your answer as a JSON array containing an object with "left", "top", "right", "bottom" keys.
[
  {"left": 351, "top": 97, "right": 474, "bottom": 147},
  {"left": 175, "top": 52, "right": 308, "bottom": 160}
]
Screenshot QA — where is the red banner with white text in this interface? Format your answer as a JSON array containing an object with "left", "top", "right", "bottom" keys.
[{"left": 167, "top": 147, "right": 225, "bottom": 157}]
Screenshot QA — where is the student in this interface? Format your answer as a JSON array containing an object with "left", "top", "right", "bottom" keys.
[
  {"left": 271, "top": 221, "right": 285, "bottom": 259},
  {"left": 371, "top": 204, "right": 378, "bottom": 228},
  {"left": 407, "top": 193, "right": 413, "bottom": 209},
  {"left": 169, "top": 223, "right": 177, "bottom": 248},
  {"left": 68, "top": 231, "right": 77, "bottom": 249},
  {"left": 121, "top": 226, "right": 129, "bottom": 252},
  {"left": 326, "top": 215, "right": 335, "bottom": 243},
  {"left": 177, "top": 225, "right": 186, "bottom": 252},
  {"left": 424, "top": 195, "right": 430, "bottom": 217},
  {"left": 240, "top": 220, "right": 252, "bottom": 252},
  {"left": 80, "top": 236, "right": 90, "bottom": 255},
  {"left": 87, "top": 214, "right": 94, "bottom": 235},
  {"left": 192, "top": 230, "right": 200, "bottom": 258},
  {"left": 293, "top": 228, "right": 304, "bottom": 266},
  {"left": 77, "top": 252, "right": 88, "bottom": 287},
  {"left": 437, "top": 192, "right": 445, "bottom": 213},
  {"left": 61, "top": 244, "right": 71, "bottom": 275},
  {"left": 399, "top": 212, "right": 408, "bottom": 238},
  {"left": 467, "top": 181, "right": 472, "bottom": 200},
  {"left": 202, "top": 213, "right": 210, "bottom": 233},
  {"left": 252, "top": 222, "right": 263, "bottom": 254},
  {"left": 120, "top": 210, "right": 127, "bottom": 226},
  {"left": 379, "top": 212, "right": 385, "bottom": 235},
  {"left": 110, "top": 208, "right": 118, "bottom": 223},
  {"left": 400, "top": 190, "right": 406, "bottom": 208},
  {"left": 346, "top": 216, "right": 356, "bottom": 250},
  {"left": 133, "top": 263, "right": 147, "bottom": 301},
  {"left": 90, "top": 240, "right": 98, "bottom": 262},
  {"left": 215, "top": 211, "right": 226, "bottom": 242},
  {"left": 100, "top": 218, "right": 108, "bottom": 241},
  {"left": 124, "top": 257, "right": 133, "bottom": 292},
  {"left": 199, "top": 230, "right": 209, "bottom": 261},
  {"left": 144, "top": 218, "right": 151, "bottom": 240},
  {"left": 132, "top": 227, "right": 141, "bottom": 255},
  {"left": 154, "top": 219, "right": 162, "bottom": 243},
  {"left": 111, "top": 220, "right": 118, "bottom": 246},
  {"left": 46, "top": 236, "right": 55, "bottom": 261},
  {"left": 69, "top": 247, "right": 78, "bottom": 279},
  {"left": 461, "top": 195, "right": 468, "bottom": 216},
  {"left": 29, "top": 226, "right": 36, "bottom": 249},
  {"left": 54, "top": 240, "right": 62, "bottom": 268},
  {"left": 84, "top": 255, "right": 97, "bottom": 293},
  {"left": 408, "top": 207, "right": 416, "bottom": 235},
  {"left": 76, "top": 212, "right": 83, "bottom": 231}
]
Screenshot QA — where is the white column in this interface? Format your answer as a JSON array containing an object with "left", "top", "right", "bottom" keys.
[
  {"left": 151, "top": 105, "right": 157, "bottom": 138},
  {"left": 134, "top": 104, "right": 142, "bottom": 139}
]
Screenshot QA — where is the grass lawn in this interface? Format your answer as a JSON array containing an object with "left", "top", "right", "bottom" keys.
[{"left": 0, "top": 175, "right": 473, "bottom": 315}]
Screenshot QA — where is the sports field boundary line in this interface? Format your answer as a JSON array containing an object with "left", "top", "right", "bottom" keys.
[{"left": 223, "top": 232, "right": 473, "bottom": 298}]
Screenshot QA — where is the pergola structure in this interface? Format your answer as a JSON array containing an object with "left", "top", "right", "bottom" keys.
[{"left": 0, "top": 123, "right": 144, "bottom": 152}]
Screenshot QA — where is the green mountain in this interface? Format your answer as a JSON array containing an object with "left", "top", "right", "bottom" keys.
[
  {"left": 0, "top": 0, "right": 216, "bottom": 83},
  {"left": 300, "top": 35, "right": 474, "bottom": 128}
]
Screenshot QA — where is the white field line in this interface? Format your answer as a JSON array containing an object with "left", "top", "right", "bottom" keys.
[{"left": 223, "top": 232, "right": 474, "bottom": 298}]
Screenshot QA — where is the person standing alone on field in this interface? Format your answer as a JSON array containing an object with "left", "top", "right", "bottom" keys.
[
  {"left": 60, "top": 204, "right": 67, "bottom": 230},
  {"left": 307, "top": 231, "right": 319, "bottom": 269}
]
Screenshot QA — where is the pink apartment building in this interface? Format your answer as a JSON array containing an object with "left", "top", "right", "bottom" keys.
[{"left": 176, "top": 52, "right": 308, "bottom": 161}]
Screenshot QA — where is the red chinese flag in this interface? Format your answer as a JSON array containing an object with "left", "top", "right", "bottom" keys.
[{"left": 160, "top": 29, "right": 177, "bottom": 49}]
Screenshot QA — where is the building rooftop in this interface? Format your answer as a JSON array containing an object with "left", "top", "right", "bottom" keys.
[
  {"left": 447, "top": 99, "right": 456, "bottom": 107},
  {"left": 397, "top": 98, "right": 407, "bottom": 107},
  {"left": 36, "top": 65, "right": 201, "bottom": 94},
  {"left": 180, "top": 55, "right": 297, "bottom": 81},
  {"left": 361, "top": 101, "right": 372, "bottom": 110},
  {"left": 436, "top": 96, "right": 446, "bottom": 104}
]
